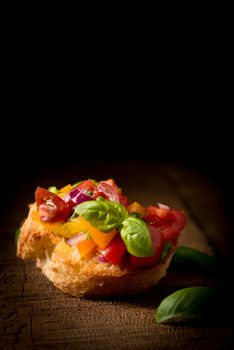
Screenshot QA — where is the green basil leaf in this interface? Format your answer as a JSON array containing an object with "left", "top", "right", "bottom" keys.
[
  {"left": 120, "top": 217, "right": 154, "bottom": 257},
  {"left": 48, "top": 186, "right": 59, "bottom": 194},
  {"left": 172, "top": 246, "right": 218, "bottom": 268},
  {"left": 72, "top": 196, "right": 128, "bottom": 232},
  {"left": 15, "top": 227, "right": 20, "bottom": 246},
  {"left": 129, "top": 212, "right": 141, "bottom": 218},
  {"left": 156, "top": 287, "right": 217, "bottom": 324}
]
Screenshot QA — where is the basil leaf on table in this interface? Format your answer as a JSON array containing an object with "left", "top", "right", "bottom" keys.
[
  {"left": 120, "top": 217, "right": 154, "bottom": 257},
  {"left": 173, "top": 246, "right": 218, "bottom": 268},
  {"left": 72, "top": 196, "right": 128, "bottom": 232},
  {"left": 156, "top": 287, "right": 217, "bottom": 324}
]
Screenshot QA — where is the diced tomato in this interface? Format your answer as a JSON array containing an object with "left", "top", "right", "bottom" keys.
[
  {"left": 76, "top": 180, "right": 96, "bottom": 193},
  {"left": 119, "top": 192, "right": 129, "bottom": 207},
  {"left": 104, "top": 179, "right": 129, "bottom": 206},
  {"left": 104, "top": 179, "right": 120, "bottom": 192},
  {"left": 145, "top": 206, "right": 170, "bottom": 225},
  {"left": 35, "top": 187, "right": 72, "bottom": 223},
  {"left": 130, "top": 224, "right": 164, "bottom": 268},
  {"left": 120, "top": 253, "right": 132, "bottom": 270},
  {"left": 145, "top": 205, "right": 185, "bottom": 241},
  {"left": 93, "top": 182, "right": 120, "bottom": 202},
  {"left": 93, "top": 179, "right": 129, "bottom": 205},
  {"left": 99, "top": 234, "right": 126, "bottom": 265},
  {"left": 159, "top": 210, "right": 185, "bottom": 241}
]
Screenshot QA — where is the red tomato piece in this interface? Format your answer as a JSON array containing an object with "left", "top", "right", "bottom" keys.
[
  {"left": 100, "top": 234, "right": 126, "bottom": 265},
  {"left": 104, "top": 179, "right": 129, "bottom": 206},
  {"left": 35, "top": 187, "right": 72, "bottom": 223},
  {"left": 130, "top": 224, "right": 164, "bottom": 268},
  {"left": 119, "top": 192, "right": 129, "bottom": 207},
  {"left": 103, "top": 179, "right": 120, "bottom": 192},
  {"left": 160, "top": 210, "right": 185, "bottom": 241},
  {"left": 76, "top": 180, "right": 96, "bottom": 193},
  {"left": 93, "top": 182, "right": 120, "bottom": 202},
  {"left": 93, "top": 179, "right": 129, "bottom": 206},
  {"left": 145, "top": 206, "right": 171, "bottom": 225},
  {"left": 145, "top": 206, "right": 185, "bottom": 241}
]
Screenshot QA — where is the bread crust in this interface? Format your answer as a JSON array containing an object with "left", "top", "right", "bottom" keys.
[
  {"left": 17, "top": 205, "right": 177, "bottom": 298},
  {"left": 17, "top": 204, "right": 61, "bottom": 260}
]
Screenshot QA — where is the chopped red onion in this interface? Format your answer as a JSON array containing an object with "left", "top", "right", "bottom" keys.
[
  {"left": 98, "top": 255, "right": 108, "bottom": 263},
  {"left": 70, "top": 188, "right": 94, "bottom": 203},
  {"left": 63, "top": 188, "right": 94, "bottom": 207},
  {"left": 66, "top": 233, "right": 85, "bottom": 246}
]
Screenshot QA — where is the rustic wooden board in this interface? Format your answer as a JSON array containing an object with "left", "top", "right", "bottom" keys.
[{"left": 1, "top": 162, "right": 233, "bottom": 349}]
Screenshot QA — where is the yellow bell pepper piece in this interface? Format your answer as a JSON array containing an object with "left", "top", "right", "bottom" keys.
[
  {"left": 61, "top": 222, "right": 86, "bottom": 237},
  {"left": 127, "top": 202, "right": 146, "bottom": 218},
  {"left": 32, "top": 210, "right": 117, "bottom": 247},
  {"left": 78, "top": 216, "right": 117, "bottom": 249},
  {"left": 59, "top": 184, "right": 73, "bottom": 193},
  {"left": 31, "top": 211, "right": 86, "bottom": 238}
]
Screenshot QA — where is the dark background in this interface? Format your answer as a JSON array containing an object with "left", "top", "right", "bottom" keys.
[
  {"left": 1, "top": 45, "right": 233, "bottom": 235},
  {"left": 1, "top": 7, "right": 232, "bottom": 227},
  {"left": 1, "top": 90, "right": 232, "bottom": 227}
]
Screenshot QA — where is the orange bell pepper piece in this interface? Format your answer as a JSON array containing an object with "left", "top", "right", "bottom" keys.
[
  {"left": 78, "top": 216, "right": 117, "bottom": 249},
  {"left": 127, "top": 202, "right": 146, "bottom": 218},
  {"left": 77, "top": 239, "right": 96, "bottom": 258}
]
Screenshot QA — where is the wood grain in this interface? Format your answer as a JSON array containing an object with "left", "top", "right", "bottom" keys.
[{"left": 1, "top": 162, "right": 233, "bottom": 349}]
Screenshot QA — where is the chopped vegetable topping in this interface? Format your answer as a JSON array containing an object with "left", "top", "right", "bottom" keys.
[{"left": 32, "top": 179, "right": 185, "bottom": 269}]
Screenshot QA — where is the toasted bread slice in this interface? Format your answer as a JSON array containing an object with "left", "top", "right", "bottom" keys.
[{"left": 17, "top": 205, "right": 177, "bottom": 298}]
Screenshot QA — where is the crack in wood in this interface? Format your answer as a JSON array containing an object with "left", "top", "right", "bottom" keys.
[
  {"left": 30, "top": 306, "right": 33, "bottom": 344},
  {"left": 2, "top": 309, "right": 17, "bottom": 321},
  {"left": 15, "top": 322, "right": 26, "bottom": 342}
]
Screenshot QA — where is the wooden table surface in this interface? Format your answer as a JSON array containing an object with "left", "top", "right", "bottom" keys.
[{"left": 1, "top": 162, "right": 233, "bottom": 349}]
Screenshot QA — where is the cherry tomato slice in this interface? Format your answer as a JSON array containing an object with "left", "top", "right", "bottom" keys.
[
  {"left": 35, "top": 187, "right": 72, "bottom": 223},
  {"left": 93, "top": 182, "right": 120, "bottom": 202},
  {"left": 93, "top": 179, "right": 129, "bottom": 206},
  {"left": 104, "top": 179, "right": 129, "bottom": 206},
  {"left": 100, "top": 234, "right": 126, "bottom": 265},
  {"left": 130, "top": 224, "right": 164, "bottom": 268},
  {"left": 76, "top": 180, "right": 96, "bottom": 193}
]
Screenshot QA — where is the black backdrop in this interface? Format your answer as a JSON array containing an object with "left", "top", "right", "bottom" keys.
[
  {"left": 1, "top": 63, "right": 233, "bottom": 231},
  {"left": 1, "top": 100, "right": 233, "bottom": 220},
  {"left": 1, "top": 13, "right": 232, "bottom": 225}
]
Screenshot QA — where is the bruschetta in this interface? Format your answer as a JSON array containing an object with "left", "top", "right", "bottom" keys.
[{"left": 17, "top": 179, "right": 185, "bottom": 297}]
